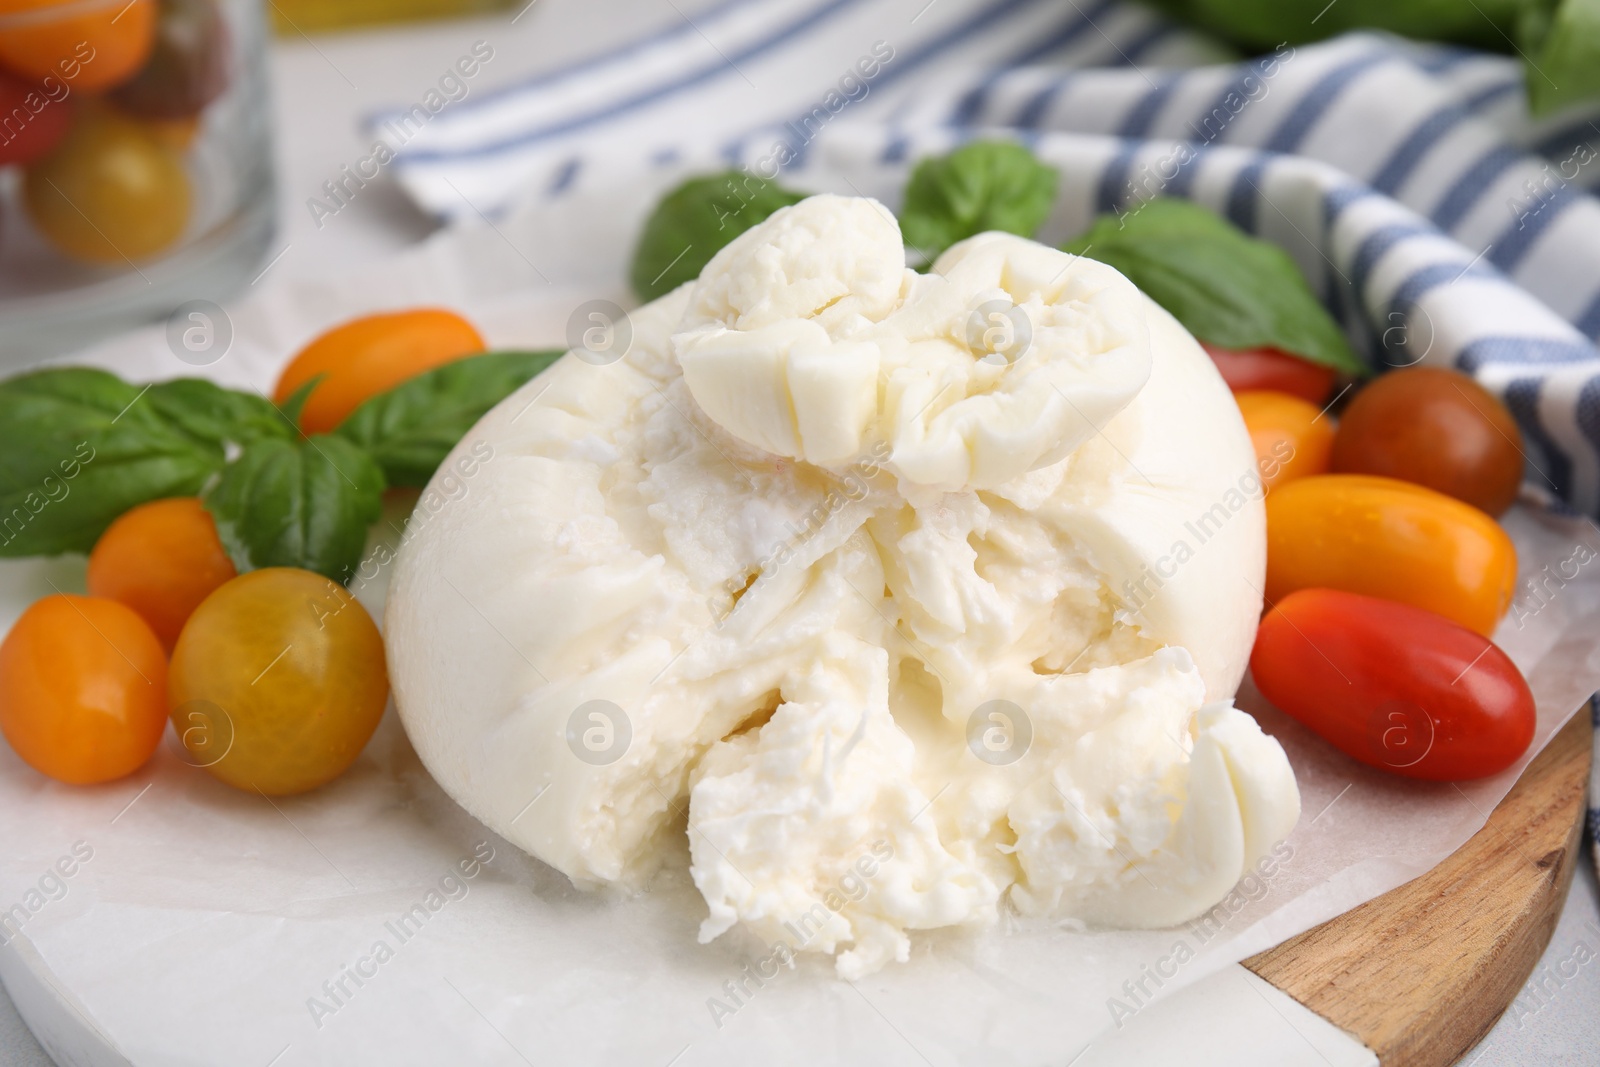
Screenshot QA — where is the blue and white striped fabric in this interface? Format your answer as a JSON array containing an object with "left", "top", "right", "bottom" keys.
[{"left": 371, "top": 0, "right": 1600, "bottom": 519}]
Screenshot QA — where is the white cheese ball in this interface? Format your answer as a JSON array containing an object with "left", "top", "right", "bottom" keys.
[{"left": 385, "top": 195, "right": 1299, "bottom": 978}]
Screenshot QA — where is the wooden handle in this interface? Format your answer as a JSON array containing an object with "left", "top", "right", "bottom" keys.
[{"left": 1244, "top": 710, "right": 1592, "bottom": 1066}]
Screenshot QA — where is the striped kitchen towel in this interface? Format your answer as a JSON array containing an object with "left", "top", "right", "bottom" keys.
[{"left": 366, "top": 0, "right": 1600, "bottom": 511}]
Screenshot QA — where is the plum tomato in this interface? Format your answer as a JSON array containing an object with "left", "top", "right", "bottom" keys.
[
  {"left": 168, "top": 568, "right": 388, "bottom": 796},
  {"left": 23, "top": 104, "right": 190, "bottom": 262},
  {"left": 1251, "top": 589, "right": 1535, "bottom": 780},
  {"left": 0, "top": 594, "right": 167, "bottom": 785},
  {"left": 273, "top": 309, "right": 486, "bottom": 435},
  {"left": 1331, "top": 367, "right": 1525, "bottom": 517},
  {"left": 0, "top": 70, "right": 73, "bottom": 166},
  {"left": 1265, "top": 474, "right": 1516, "bottom": 637},
  {"left": 1235, "top": 390, "right": 1335, "bottom": 492},
  {"left": 1202, "top": 343, "right": 1338, "bottom": 405},
  {"left": 108, "top": 0, "right": 228, "bottom": 120},
  {"left": 87, "top": 497, "right": 237, "bottom": 654},
  {"left": 0, "top": 0, "right": 158, "bottom": 93}
]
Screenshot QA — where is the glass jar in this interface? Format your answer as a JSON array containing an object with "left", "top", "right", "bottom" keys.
[{"left": 0, "top": 0, "right": 274, "bottom": 362}]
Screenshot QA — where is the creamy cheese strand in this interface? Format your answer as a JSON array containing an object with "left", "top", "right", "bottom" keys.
[{"left": 385, "top": 195, "right": 1301, "bottom": 978}]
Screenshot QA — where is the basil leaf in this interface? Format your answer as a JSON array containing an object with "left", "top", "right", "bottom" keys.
[
  {"left": 630, "top": 172, "right": 807, "bottom": 301},
  {"left": 336, "top": 350, "right": 563, "bottom": 488},
  {"left": 277, "top": 375, "right": 322, "bottom": 431},
  {"left": 900, "top": 140, "right": 1059, "bottom": 265},
  {"left": 1063, "top": 199, "right": 1366, "bottom": 376},
  {"left": 0, "top": 368, "right": 227, "bottom": 556},
  {"left": 145, "top": 378, "right": 294, "bottom": 447},
  {"left": 204, "top": 434, "right": 384, "bottom": 584},
  {"left": 1520, "top": 0, "right": 1600, "bottom": 114},
  {"left": 1146, "top": 0, "right": 1523, "bottom": 52}
]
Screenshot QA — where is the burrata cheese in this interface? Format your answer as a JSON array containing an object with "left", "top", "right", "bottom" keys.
[{"left": 385, "top": 194, "right": 1300, "bottom": 978}]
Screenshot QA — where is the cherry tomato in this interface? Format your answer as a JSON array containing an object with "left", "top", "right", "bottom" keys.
[
  {"left": 1235, "top": 390, "right": 1335, "bottom": 492},
  {"left": 1251, "top": 589, "right": 1535, "bottom": 780},
  {"left": 169, "top": 568, "right": 388, "bottom": 796},
  {"left": 108, "top": 0, "right": 228, "bottom": 120},
  {"left": 1201, "top": 343, "right": 1338, "bottom": 406},
  {"left": 23, "top": 104, "right": 189, "bottom": 262},
  {"left": 273, "top": 310, "right": 486, "bottom": 435},
  {"left": 87, "top": 497, "right": 236, "bottom": 654},
  {"left": 133, "top": 113, "right": 198, "bottom": 151},
  {"left": 0, "top": 70, "right": 72, "bottom": 166},
  {"left": 0, "top": 0, "right": 158, "bottom": 93},
  {"left": 1265, "top": 474, "right": 1516, "bottom": 636},
  {"left": 0, "top": 594, "right": 167, "bottom": 784},
  {"left": 1331, "top": 367, "right": 1524, "bottom": 517}
]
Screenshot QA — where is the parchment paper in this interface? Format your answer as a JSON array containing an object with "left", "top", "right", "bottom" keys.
[{"left": 0, "top": 179, "right": 1598, "bottom": 1067}]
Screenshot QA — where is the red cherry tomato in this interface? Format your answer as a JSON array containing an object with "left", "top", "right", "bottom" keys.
[
  {"left": 0, "top": 70, "right": 73, "bottom": 166},
  {"left": 1251, "top": 589, "right": 1535, "bottom": 781},
  {"left": 1202, "top": 343, "right": 1337, "bottom": 406}
]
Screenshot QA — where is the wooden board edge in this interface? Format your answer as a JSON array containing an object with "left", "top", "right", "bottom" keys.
[{"left": 1244, "top": 710, "right": 1593, "bottom": 1067}]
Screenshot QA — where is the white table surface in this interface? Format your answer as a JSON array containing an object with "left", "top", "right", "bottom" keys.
[{"left": 0, "top": 2, "right": 1596, "bottom": 1062}]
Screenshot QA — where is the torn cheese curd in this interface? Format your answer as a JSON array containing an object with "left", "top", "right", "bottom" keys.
[{"left": 385, "top": 194, "right": 1300, "bottom": 980}]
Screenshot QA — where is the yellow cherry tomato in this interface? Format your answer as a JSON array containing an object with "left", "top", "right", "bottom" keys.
[
  {"left": 23, "top": 105, "right": 190, "bottom": 263},
  {"left": 135, "top": 114, "right": 201, "bottom": 152},
  {"left": 168, "top": 568, "right": 388, "bottom": 796},
  {"left": 1264, "top": 474, "right": 1517, "bottom": 637},
  {"left": 1235, "top": 390, "right": 1335, "bottom": 492}
]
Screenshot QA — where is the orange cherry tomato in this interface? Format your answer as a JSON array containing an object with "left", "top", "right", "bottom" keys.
[
  {"left": 1264, "top": 474, "right": 1516, "bottom": 636},
  {"left": 87, "top": 497, "right": 237, "bottom": 654},
  {"left": 0, "top": 0, "right": 158, "bottom": 93},
  {"left": 1331, "top": 367, "right": 1525, "bottom": 517},
  {"left": 1235, "top": 390, "right": 1335, "bottom": 492},
  {"left": 1251, "top": 589, "right": 1535, "bottom": 781},
  {"left": 169, "top": 568, "right": 388, "bottom": 795},
  {"left": 273, "top": 309, "right": 486, "bottom": 435},
  {"left": 1201, "top": 343, "right": 1338, "bottom": 405},
  {"left": 0, "top": 594, "right": 167, "bottom": 784}
]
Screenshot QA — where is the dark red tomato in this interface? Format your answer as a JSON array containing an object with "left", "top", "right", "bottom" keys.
[
  {"left": 108, "top": 0, "right": 229, "bottom": 120},
  {"left": 1251, "top": 588, "right": 1535, "bottom": 781},
  {"left": 1202, "top": 343, "right": 1337, "bottom": 406},
  {"left": 0, "top": 72, "right": 73, "bottom": 167},
  {"left": 1331, "top": 367, "right": 1524, "bottom": 517}
]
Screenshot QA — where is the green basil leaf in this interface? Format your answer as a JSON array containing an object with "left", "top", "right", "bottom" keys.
[
  {"left": 145, "top": 378, "right": 295, "bottom": 447},
  {"left": 204, "top": 434, "right": 385, "bottom": 584},
  {"left": 630, "top": 172, "right": 807, "bottom": 301},
  {"left": 276, "top": 374, "right": 323, "bottom": 431},
  {"left": 335, "top": 350, "right": 563, "bottom": 488},
  {"left": 1520, "top": 0, "right": 1600, "bottom": 114},
  {"left": 1146, "top": 0, "right": 1524, "bottom": 52},
  {"left": 900, "top": 140, "right": 1059, "bottom": 265},
  {"left": 1063, "top": 198, "right": 1366, "bottom": 376},
  {"left": 0, "top": 368, "right": 227, "bottom": 557}
]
